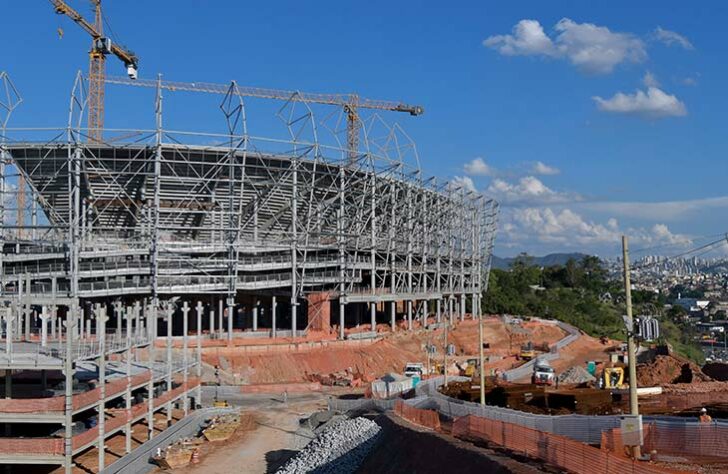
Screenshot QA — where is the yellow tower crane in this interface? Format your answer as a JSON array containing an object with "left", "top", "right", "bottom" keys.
[{"left": 50, "top": 0, "right": 139, "bottom": 142}]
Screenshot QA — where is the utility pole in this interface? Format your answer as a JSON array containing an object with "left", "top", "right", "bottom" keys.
[
  {"left": 478, "top": 294, "right": 485, "bottom": 405},
  {"left": 622, "top": 235, "right": 641, "bottom": 459}
]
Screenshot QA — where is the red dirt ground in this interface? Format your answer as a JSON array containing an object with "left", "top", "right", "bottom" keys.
[{"left": 203, "top": 318, "right": 568, "bottom": 385}]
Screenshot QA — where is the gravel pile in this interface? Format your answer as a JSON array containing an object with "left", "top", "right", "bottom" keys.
[
  {"left": 558, "top": 365, "right": 595, "bottom": 384},
  {"left": 276, "top": 417, "right": 381, "bottom": 474}
]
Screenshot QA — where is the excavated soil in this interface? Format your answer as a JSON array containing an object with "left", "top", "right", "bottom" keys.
[
  {"left": 202, "top": 319, "right": 568, "bottom": 385},
  {"left": 637, "top": 355, "right": 712, "bottom": 386}
]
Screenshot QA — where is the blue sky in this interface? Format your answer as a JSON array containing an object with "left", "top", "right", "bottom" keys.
[{"left": 2, "top": 1, "right": 727, "bottom": 257}]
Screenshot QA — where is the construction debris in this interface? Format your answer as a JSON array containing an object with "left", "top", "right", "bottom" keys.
[
  {"left": 276, "top": 417, "right": 381, "bottom": 474},
  {"left": 557, "top": 365, "right": 596, "bottom": 384},
  {"left": 308, "top": 368, "right": 363, "bottom": 387}
]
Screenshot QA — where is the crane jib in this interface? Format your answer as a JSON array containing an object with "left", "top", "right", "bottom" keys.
[{"left": 102, "top": 76, "right": 424, "bottom": 116}]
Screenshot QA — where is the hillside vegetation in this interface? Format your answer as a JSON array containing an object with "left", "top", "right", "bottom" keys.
[{"left": 483, "top": 254, "right": 704, "bottom": 363}]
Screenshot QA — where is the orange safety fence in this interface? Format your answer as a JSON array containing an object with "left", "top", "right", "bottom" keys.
[
  {"left": 452, "top": 415, "right": 683, "bottom": 474},
  {"left": 643, "top": 422, "right": 728, "bottom": 461},
  {"left": 393, "top": 400, "right": 441, "bottom": 431}
]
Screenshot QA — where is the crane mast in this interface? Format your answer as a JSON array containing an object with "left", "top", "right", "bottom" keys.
[{"left": 87, "top": 1, "right": 105, "bottom": 142}]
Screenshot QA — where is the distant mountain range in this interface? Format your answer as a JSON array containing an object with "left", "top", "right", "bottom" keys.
[{"left": 491, "top": 253, "right": 590, "bottom": 270}]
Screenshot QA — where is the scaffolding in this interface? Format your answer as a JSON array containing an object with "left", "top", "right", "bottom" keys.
[{"left": 0, "top": 70, "right": 499, "bottom": 470}]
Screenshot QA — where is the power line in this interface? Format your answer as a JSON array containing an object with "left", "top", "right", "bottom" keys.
[{"left": 630, "top": 233, "right": 725, "bottom": 255}]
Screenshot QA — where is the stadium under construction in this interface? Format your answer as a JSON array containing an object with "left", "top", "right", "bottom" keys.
[{"left": 0, "top": 70, "right": 499, "bottom": 470}]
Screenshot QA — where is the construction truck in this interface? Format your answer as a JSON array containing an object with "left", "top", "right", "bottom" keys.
[
  {"left": 404, "top": 362, "right": 425, "bottom": 378},
  {"left": 531, "top": 358, "right": 555, "bottom": 385},
  {"left": 519, "top": 342, "right": 536, "bottom": 361}
]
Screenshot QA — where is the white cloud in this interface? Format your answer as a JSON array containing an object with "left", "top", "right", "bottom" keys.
[
  {"left": 483, "top": 19, "right": 557, "bottom": 57},
  {"left": 463, "top": 157, "right": 494, "bottom": 176},
  {"left": 500, "top": 206, "right": 691, "bottom": 248},
  {"left": 580, "top": 196, "right": 728, "bottom": 222},
  {"left": 449, "top": 176, "right": 476, "bottom": 193},
  {"left": 531, "top": 161, "right": 560, "bottom": 175},
  {"left": 487, "top": 176, "right": 579, "bottom": 205},
  {"left": 653, "top": 27, "right": 694, "bottom": 50},
  {"left": 593, "top": 86, "right": 687, "bottom": 119},
  {"left": 642, "top": 71, "right": 660, "bottom": 88},
  {"left": 484, "top": 18, "right": 647, "bottom": 74}
]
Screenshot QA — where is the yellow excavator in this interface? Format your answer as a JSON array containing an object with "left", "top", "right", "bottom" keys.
[
  {"left": 518, "top": 342, "right": 536, "bottom": 361},
  {"left": 601, "top": 367, "right": 625, "bottom": 389}
]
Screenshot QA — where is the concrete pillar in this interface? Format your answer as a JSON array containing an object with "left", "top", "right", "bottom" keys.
[
  {"left": 370, "top": 301, "right": 376, "bottom": 332},
  {"left": 182, "top": 302, "right": 189, "bottom": 416},
  {"left": 97, "top": 305, "right": 107, "bottom": 470},
  {"left": 291, "top": 298, "right": 297, "bottom": 338},
  {"left": 166, "top": 304, "right": 173, "bottom": 427},
  {"left": 436, "top": 299, "right": 441, "bottom": 324},
  {"left": 134, "top": 301, "right": 141, "bottom": 341},
  {"left": 339, "top": 301, "right": 345, "bottom": 340},
  {"left": 218, "top": 299, "right": 224, "bottom": 340},
  {"left": 209, "top": 309, "right": 215, "bottom": 338},
  {"left": 226, "top": 298, "right": 233, "bottom": 342},
  {"left": 125, "top": 304, "right": 132, "bottom": 454},
  {"left": 271, "top": 296, "right": 277, "bottom": 338},
  {"left": 78, "top": 305, "right": 84, "bottom": 339},
  {"left": 407, "top": 300, "right": 413, "bottom": 331},
  {"left": 40, "top": 305, "right": 49, "bottom": 347},
  {"left": 449, "top": 297, "right": 454, "bottom": 325},
  {"left": 390, "top": 301, "right": 396, "bottom": 332},
  {"left": 4, "top": 307, "right": 12, "bottom": 357},
  {"left": 147, "top": 303, "right": 155, "bottom": 440},
  {"left": 252, "top": 303, "right": 258, "bottom": 332},
  {"left": 196, "top": 301, "right": 203, "bottom": 408},
  {"left": 24, "top": 276, "right": 30, "bottom": 340},
  {"left": 460, "top": 294, "right": 466, "bottom": 322}
]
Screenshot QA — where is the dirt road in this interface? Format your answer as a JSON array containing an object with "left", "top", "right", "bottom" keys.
[{"left": 176, "top": 393, "right": 328, "bottom": 474}]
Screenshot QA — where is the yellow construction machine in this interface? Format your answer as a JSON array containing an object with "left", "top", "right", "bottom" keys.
[
  {"left": 518, "top": 342, "right": 536, "bottom": 361},
  {"left": 601, "top": 367, "right": 625, "bottom": 389}
]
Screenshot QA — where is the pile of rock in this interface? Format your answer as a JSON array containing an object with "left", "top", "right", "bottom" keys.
[
  {"left": 276, "top": 417, "right": 381, "bottom": 474},
  {"left": 557, "top": 365, "right": 596, "bottom": 384}
]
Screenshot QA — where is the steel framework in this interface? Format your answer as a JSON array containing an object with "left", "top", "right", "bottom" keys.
[
  {"left": 0, "top": 70, "right": 498, "bottom": 469},
  {"left": 1, "top": 72, "right": 499, "bottom": 335}
]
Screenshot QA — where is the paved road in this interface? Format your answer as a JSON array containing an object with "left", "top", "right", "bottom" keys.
[{"left": 100, "top": 407, "right": 235, "bottom": 474}]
